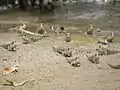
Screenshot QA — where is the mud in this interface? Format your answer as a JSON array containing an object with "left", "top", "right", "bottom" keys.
[{"left": 0, "top": 23, "right": 120, "bottom": 89}]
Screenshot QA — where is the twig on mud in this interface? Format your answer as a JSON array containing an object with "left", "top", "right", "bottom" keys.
[{"left": 2, "top": 79, "right": 28, "bottom": 87}]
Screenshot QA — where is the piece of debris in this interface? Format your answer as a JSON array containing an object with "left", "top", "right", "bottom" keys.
[
  {"left": 96, "top": 46, "right": 120, "bottom": 55},
  {"left": 10, "top": 23, "right": 45, "bottom": 37},
  {"left": 86, "top": 54, "right": 100, "bottom": 64},
  {"left": 108, "top": 64, "right": 120, "bottom": 69},
  {"left": 52, "top": 46, "right": 72, "bottom": 57},
  {"left": 2, "top": 79, "right": 27, "bottom": 87},
  {"left": 2, "top": 63, "right": 19, "bottom": 76},
  {"left": 64, "top": 33, "right": 72, "bottom": 42},
  {"left": 8, "top": 23, "right": 27, "bottom": 35},
  {"left": 0, "top": 41, "right": 17, "bottom": 51},
  {"left": 66, "top": 57, "right": 81, "bottom": 67}
]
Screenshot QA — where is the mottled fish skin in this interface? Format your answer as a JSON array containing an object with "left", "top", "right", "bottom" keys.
[
  {"left": 66, "top": 57, "right": 81, "bottom": 67},
  {"left": 0, "top": 42, "right": 17, "bottom": 51},
  {"left": 52, "top": 46, "right": 72, "bottom": 57},
  {"left": 96, "top": 46, "right": 120, "bottom": 55},
  {"left": 86, "top": 54, "right": 100, "bottom": 64}
]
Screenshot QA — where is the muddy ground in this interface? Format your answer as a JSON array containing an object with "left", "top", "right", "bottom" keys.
[
  {"left": 0, "top": 33, "right": 120, "bottom": 90},
  {"left": 0, "top": 23, "right": 120, "bottom": 90}
]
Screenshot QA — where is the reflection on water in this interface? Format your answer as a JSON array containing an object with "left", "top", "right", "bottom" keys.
[
  {"left": 54, "top": 2, "right": 120, "bottom": 30},
  {"left": 0, "top": 1, "right": 120, "bottom": 31}
]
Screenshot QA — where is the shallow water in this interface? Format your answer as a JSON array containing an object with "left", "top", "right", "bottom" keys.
[
  {"left": 0, "top": 2, "right": 120, "bottom": 30},
  {"left": 0, "top": 2, "right": 120, "bottom": 43}
]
